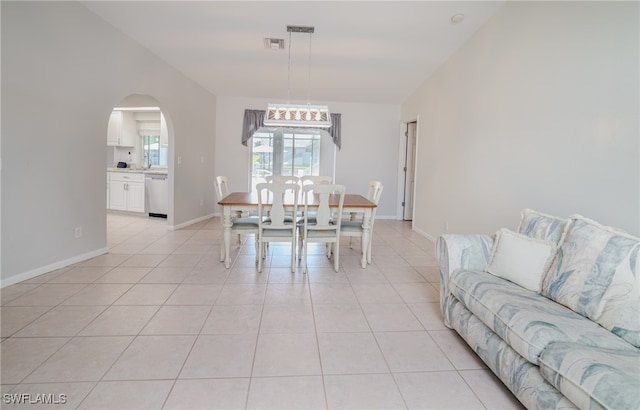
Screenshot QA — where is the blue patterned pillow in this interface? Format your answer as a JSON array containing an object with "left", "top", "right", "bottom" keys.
[
  {"left": 517, "top": 209, "right": 567, "bottom": 244},
  {"left": 542, "top": 215, "right": 640, "bottom": 347}
]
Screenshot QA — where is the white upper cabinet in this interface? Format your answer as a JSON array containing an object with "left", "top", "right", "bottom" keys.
[{"left": 107, "top": 111, "right": 136, "bottom": 147}]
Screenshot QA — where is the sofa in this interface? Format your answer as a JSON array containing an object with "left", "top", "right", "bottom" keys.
[{"left": 436, "top": 209, "right": 640, "bottom": 409}]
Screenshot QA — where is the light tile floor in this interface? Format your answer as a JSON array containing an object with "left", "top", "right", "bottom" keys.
[{"left": 1, "top": 213, "right": 524, "bottom": 409}]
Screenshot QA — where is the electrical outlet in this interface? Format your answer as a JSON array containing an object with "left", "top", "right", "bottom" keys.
[
  {"left": 177, "top": 156, "right": 182, "bottom": 165},
  {"left": 200, "top": 199, "right": 204, "bottom": 206},
  {"left": 74, "top": 227, "right": 82, "bottom": 238},
  {"left": 200, "top": 156, "right": 204, "bottom": 164}
]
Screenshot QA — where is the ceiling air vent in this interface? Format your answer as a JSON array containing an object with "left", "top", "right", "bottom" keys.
[{"left": 264, "top": 38, "right": 285, "bottom": 50}]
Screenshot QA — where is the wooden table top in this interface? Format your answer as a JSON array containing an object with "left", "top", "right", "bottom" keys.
[{"left": 218, "top": 192, "right": 376, "bottom": 208}]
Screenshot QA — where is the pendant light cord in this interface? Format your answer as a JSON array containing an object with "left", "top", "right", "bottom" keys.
[
  {"left": 287, "top": 30, "right": 292, "bottom": 103},
  {"left": 307, "top": 32, "right": 312, "bottom": 105}
]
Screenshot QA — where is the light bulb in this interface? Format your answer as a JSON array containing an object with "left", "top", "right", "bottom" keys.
[
  {"left": 305, "top": 110, "right": 311, "bottom": 121},
  {"left": 285, "top": 110, "right": 291, "bottom": 120}
]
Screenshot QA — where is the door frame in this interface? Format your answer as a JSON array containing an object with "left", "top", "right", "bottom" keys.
[{"left": 397, "top": 117, "right": 419, "bottom": 221}]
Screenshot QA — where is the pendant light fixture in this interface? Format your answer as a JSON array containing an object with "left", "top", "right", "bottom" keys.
[{"left": 264, "top": 25, "right": 332, "bottom": 128}]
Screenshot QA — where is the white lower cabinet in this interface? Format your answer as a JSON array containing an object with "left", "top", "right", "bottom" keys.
[{"left": 108, "top": 172, "right": 145, "bottom": 213}]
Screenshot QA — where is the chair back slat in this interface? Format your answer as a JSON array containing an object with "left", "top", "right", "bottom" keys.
[
  {"left": 214, "top": 176, "right": 229, "bottom": 199},
  {"left": 367, "top": 180, "right": 384, "bottom": 205},
  {"left": 257, "top": 182, "right": 299, "bottom": 229},
  {"left": 303, "top": 184, "right": 345, "bottom": 230}
]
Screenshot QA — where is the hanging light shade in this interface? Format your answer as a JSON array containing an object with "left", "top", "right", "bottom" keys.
[
  {"left": 264, "top": 25, "right": 331, "bottom": 129},
  {"left": 264, "top": 104, "right": 331, "bottom": 128}
]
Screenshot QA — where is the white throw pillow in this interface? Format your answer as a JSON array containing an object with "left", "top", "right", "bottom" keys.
[{"left": 485, "top": 228, "right": 557, "bottom": 293}]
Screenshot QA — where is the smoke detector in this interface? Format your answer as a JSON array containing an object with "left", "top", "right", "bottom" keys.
[{"left": 264, "top": 38, "right": 285, "bottom": 50}]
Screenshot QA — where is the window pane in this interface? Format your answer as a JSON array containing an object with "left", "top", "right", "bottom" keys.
[{"left": 250, "top": 128, "right": 322, "bottom": 192}]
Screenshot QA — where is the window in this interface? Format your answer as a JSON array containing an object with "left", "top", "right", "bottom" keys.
[
  {"left": 250, "top": 128, "right": 326, "bottom": 192},
  {"left": 142, "top": 134, "right": 168, "bottom": 167}
]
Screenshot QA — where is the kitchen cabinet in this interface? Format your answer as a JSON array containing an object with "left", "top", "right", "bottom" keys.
[
  {"left": 108, "top": 172, "right": 145, "bottom": 213},
  {"left": 107, "top": 111, "right": 136, "bottom": 147}
]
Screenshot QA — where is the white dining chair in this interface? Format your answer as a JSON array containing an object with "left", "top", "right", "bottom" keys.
[
  {"left": 256, "top": 181, "right": 299, "bottom": 273},
  {"left": 265, "top": 175, "right": 300, "bottom": 185},
  {"left": 298, "top": 184, "right": 345, "bottom": 273},
  {"left": 300, "top": 175, "right": 333, "bottom": 186},
  {"left": 214, "top": 176, "right": 259, "bottom": 261},
  {"left": 299, "top": 176, "right": 333, "bottom": 221},
  {"left": 340, "top": 180, "right": 383, "bottom": 264}
]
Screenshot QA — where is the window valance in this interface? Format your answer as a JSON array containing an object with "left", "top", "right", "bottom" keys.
[{"left": 242, "top": 109, "right": 342, "bottom": 150}]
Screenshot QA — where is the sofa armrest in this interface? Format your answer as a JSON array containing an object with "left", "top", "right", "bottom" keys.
[{"left": 435, "top": 234, "right": 494, "bottom": 304}]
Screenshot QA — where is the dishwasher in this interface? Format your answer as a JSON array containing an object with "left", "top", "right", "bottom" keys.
[{"left": 145, "top": 174, "right": 168, "bottom": 218}]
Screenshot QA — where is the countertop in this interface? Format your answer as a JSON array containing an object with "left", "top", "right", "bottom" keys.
[{"left": 107, "top": 167, "right": 168, "bottom": 175}]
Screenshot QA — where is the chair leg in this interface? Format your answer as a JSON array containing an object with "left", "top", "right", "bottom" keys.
[
  {"left": 257, "top": 240, "right": 263, "bottom": 273},
  {"left": 303, "top": 239, "right": 308, "bottom": 274},
  {"left": 290, "top": 240, "right": 296, "bottom": 273},
  {"left": 297, "top": 229, "right": 303, "bottom": 261},
  {"left": 333, "top": 241, "right": 340, "bottom": 272}
]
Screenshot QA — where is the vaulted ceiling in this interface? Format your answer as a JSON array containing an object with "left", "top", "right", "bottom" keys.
[{"left": 82, "top": 1, "right": 504, "bottom": 105}]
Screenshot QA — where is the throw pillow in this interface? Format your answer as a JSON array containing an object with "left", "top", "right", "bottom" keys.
[
  {"left": 485, "top": 228, "right": 556, "bottom": 293},
  {"left": 542, "top": 215, "right": 640, "bottom": 348},
  {"left": 517, "top": 209, "right": 567, "bottom": 244}
]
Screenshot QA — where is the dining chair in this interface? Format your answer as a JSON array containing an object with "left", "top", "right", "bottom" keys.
[
  {"left": 256, "top": 181, "right": 300, "bottom": 273},
  {"left": 300, "top": 175, "right": 333, "bottom": 186},
  {"left": 299, "top": 176, "right": 333, "bottom": 221},
  {"left": 265, "top": 175, "right": 300, "bottom": 220},
  {"left": 340, "top": 180, "right": 383, "bottom": 264},
  {"left": 265, "top": 175, "right": 300, "bottom": 185},
  {"left": 214, "top": 176, "right": 259, "bottom": 261},
  {"left": 298, "top": 184, "right": 345, "bottom": 273}
]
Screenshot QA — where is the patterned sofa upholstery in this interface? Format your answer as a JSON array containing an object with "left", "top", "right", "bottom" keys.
[{"left": 436, "top": 210, "right": 640, "bottom": 410}]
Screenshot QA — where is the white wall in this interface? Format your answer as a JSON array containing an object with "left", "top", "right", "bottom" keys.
[
  {"left": 1, "top": 2, "right": 217, "bottom": 285},
  {"left": 215, "top": 96, "right": 401, "bottom": 217},
  {"left": 402, "top": 1, "right": 639, "bottom": 238}
]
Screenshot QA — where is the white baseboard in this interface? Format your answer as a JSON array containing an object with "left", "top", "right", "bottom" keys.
[
  {"left": 412, "top": 225, "right": 438, "bottom": 242},
  {"left": 1, "top": 247, "right": 109, "bottom": 288},
  {"left": 168, "top": 213, "right": 216, "bottom": 231}
]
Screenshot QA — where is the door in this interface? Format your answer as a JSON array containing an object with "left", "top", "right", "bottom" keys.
[{"left": 403, "top": 122, "right": 417, "bottom": 220}]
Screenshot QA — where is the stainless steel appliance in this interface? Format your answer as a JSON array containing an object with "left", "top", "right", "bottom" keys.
[{"left": 145, "top": 174, "right": 168, "bottom": 218}]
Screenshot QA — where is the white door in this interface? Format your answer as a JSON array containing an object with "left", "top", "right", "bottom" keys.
[{"left": 403, "top": 122, "right": 417, "bottom": 220}]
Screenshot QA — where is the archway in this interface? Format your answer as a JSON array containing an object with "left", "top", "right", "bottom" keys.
[{"left": 106, "top": 94, "right": 173, "bottom": 228}]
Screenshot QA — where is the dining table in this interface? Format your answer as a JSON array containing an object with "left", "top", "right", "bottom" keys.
[{"left": 217, "top": 191, "right": 377, "bottom": 269}]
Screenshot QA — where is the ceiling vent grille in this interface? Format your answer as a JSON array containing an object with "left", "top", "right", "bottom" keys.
[{"left": 264, "top": 38, "right": 285, "bottom": 50}]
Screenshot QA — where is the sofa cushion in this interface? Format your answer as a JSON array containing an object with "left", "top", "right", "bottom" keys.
[
  {"left": 517, "top": 209, "right": 567, "bottom": 244},
  {"left": 539, "top": 342, "right": 640, "bottom": 410},
  {"left": 444, "top": 297, "right": 577, "bottom": 410},
  {"left": 542, "top": 215, "right": 640, "bottom": 348},
  {"left": 486, "top": 228, "right": 556, "bottom": 292},
  {"left": 449, "top": 270, "right": 638, "bottom": 364}
]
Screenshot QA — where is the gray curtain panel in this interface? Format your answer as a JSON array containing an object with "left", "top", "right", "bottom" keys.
[{"left": 241, "top": 109, "right": 342, "bottom": 150}]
